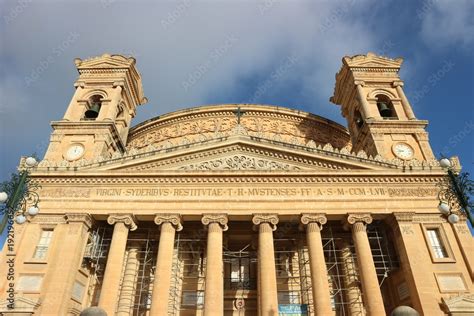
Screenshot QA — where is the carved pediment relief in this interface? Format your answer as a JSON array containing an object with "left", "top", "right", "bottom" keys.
[
  {"left": 88, "top": 138, "right": 392, "bottom": 172},
  {"left": 178, "top": 154, "right": 302, "bottom": 171}
]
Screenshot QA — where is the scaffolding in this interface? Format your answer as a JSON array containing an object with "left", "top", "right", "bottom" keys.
[
  {"left": 82, "top": 222, "right": 399, "bottom": 315},
  {"left": 82, "top": 226, "right": 112, "bottom": 306}
]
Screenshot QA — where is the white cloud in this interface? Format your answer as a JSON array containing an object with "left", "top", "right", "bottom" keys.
[{"left": 419, "top": 0, "right": 474, "bottom": 49}]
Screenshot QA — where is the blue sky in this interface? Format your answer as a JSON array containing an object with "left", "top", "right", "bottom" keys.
[{"left": 0, "top": 1, "right": 473, "bottom": 243}]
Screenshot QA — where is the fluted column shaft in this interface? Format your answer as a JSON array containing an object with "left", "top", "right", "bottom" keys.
[
  {"left": 301, "top": 214, "right": 333, "bottom": 315},
  {"left": 99, "top": 214, "right": 137, "bottom": 315},
  {"left": 117, "top": 245, "right": 140, "bottom": 315},
  {"left": 202, "top": 214, "right": 228, "bottom": 316},
  {"left": 253, "top": 214, "right": 279, "bottom": 316},
  {"left": 348, "top": 214, "right": 385, "bottom": 316},
  {"left": 150, "top": 215, "right": 182, "bottom": 315}
]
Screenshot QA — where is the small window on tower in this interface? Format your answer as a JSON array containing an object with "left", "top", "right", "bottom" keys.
[
  {"left": 376, "top": 95, "right": 397, "bottom": 119},
  {"left": 84, "top": 95, "right": 102, "bottom": 120},
  {"left": 354, "top": 110, "right": 364, "bottom": 128}
]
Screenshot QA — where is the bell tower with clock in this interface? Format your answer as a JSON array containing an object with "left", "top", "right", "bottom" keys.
[
  {"left": 43, "top": 54, "right": 147, "bottom": 163},
  {"left": 330, "top": 52, "right": 435, "bottom": 161}
]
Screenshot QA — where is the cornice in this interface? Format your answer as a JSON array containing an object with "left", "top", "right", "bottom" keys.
[{"left": 31, "top": 174, "right": 445, "bottom": 185}]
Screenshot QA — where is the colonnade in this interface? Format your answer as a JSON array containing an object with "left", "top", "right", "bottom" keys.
[{"left": 97, "top": 213, "right": 385, "bottom": 316}]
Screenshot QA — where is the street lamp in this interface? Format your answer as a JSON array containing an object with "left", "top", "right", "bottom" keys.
[
  {"left": 437, "top": 158, "right": 473, "bottom": 226},
  {"left": 0, "top": 156, "right": 41, "bottom": 232}
]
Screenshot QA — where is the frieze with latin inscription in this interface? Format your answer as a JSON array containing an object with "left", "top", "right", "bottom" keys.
[{"left": 38, "top": 186, "right": 438, "bottom": 199}]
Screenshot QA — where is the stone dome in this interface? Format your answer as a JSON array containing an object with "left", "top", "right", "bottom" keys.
[{"left": 127, "top": 104, "right": 351, "bottom": 151}]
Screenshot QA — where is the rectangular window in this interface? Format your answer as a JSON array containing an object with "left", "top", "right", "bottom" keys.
[
  {"left": 427, "top": 228, "right": 448, "bottom": 258},
  {"left": 33, "top": 230, "right": 53, "bottom": 259},
  {"left": 181, "top": 291, "right": 204, "bottom": 308}
]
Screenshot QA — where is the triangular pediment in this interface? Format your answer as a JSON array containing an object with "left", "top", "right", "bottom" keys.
[
  {"left": 344, "top": 52, "right": 403, "bottom": 69},
  {"left": 442, "top": 294, "right": 474, "bottom": 313},
  {"left": 82, "top": 135, "right": 396, "bottom": 172},
  {"left": 74, "top": 53, "right": 135, "bottom": 69},
  {"left": 0, "top": 296, "right": 41, "bottom": 312}
]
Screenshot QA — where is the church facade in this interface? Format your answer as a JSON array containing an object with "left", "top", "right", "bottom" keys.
[{"left": 0, "top": 53, "right": 473, "bottom": 316}]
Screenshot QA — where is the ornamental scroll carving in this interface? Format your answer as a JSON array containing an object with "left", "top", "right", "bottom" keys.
[
  {"left": 201, "top": 214, "right": 229, "bottom": 231},
  {"left": 107, "top": 214, "right": 138, "bottom": 231},
  {"left": 300, "top": 213, "right": 327, "bottom": 226},
  {"left": 347, "top": 213, "right": 373, "bottom": 225},
  {"left": 179, "top": 155, "right": 301, "bottom": 171},
  {"left": 252, "top": 214, "right": 279, "bottom": 231},
  {"left": 154, "top": 214, "right": 183, "bottom": 231},
  {"left": 300, "top": 213, "right": 327, "bottom": 231}
]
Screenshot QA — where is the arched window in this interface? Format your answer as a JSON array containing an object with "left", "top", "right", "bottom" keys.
[
  {"left": 376, "top": 95, "right": 397, "bottom": 119},
  {"left": 84, "top": 95, "right": 102, "bottom": 120}
]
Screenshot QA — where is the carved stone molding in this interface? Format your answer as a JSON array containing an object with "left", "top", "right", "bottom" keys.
[
  {"left": 179, "top": 155, "right": 301, "bottom": 171},
  {"left": 393, "top": 212, "right": 415, "bottom": 222},
  {"left": 201, "top": 214, "right": 229, "bottom": 231},
  {"left": 29, "top": 214, "right": 67, "bottom": 225},
  {"left": 65, "top": 213, "right": 93, "bottom": 229},
  {"left": 347, "top": 213, "right": 373, "bottom": 225},
  {"left": 34, "top": 175, "right": 444, "bottom": 185},
  {"left": 107, "top": 214, "right": 138, "bottom": 231},
  {"left": 154, "top": 214, "right": 183, "bottom": 231},
  {"left": 252, "top": 214, "right": 279, "bottom": 231}
]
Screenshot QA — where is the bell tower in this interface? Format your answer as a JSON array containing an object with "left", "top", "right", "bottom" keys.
[
  {"left": 330, "top": 52, "right": 434, "bottom": 161},
  {"left": 43, "top": 54, "right": 147, "bottom": 162}
]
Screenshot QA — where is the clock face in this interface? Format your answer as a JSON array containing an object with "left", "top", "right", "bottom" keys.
[
  {"left": 66, "top": 144, "right": 85, "bottom": 161},
  {"left": 392, "top": 143, "right": 414, "bottom": 160}
]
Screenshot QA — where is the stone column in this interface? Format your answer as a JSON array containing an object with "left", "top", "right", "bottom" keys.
[
  {"left": 336, "top": 240, "right": 364, "bottom": 316},
  {"left": 393, "top": 82, "right": 416, "bottom": 120},
  {"left": 117, "top": 242, "right": 141, "bottom": 315},
  {"left": 99, "top": 83, "right": 123, "bottom": 120},
  {"left": 347, "top": 214, "right": 385, "bottom": 316},
  {"left": 252, "top": 214, "right": 279, "bottom": 316},
  {"left": 300, "top": 214, "right": 333, "bottom": 315},
  {"left": 99, "top": 214, "right": 137, "bottom": 315},
  {"left": 149, "top": 214, "right": 183, "bottom": 315},
  {"left": 40, "top": 214, "right": 92, "bottom": 315},
  {"left": 201, "top": 214, "right": 228, "bottom": 316},
  {"left": 355, "top": 81, "right": 378, "bottom": 119}
]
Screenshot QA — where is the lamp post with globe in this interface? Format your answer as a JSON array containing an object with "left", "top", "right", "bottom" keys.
[
  {"left": 437, "top": 157, "right": 474, "bottom": 227},
  {"left": 0, "top": 156, "right": 41, "bottom": 233}
]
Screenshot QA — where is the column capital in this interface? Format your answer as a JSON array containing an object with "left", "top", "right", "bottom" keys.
[
  {"left": 301, "top": 213, "right": 327, "bottom": 225},
  {"left": 107, "top": 214, "right": 138, "bottom": 231},
  {"left": 65, "top": 213, "right": 94, "bottom": 229},
  {"left": 154, "top": 214, "right": 183, "bottom": 231},
  {"left": 252, "top": 214, "right": 279, "bottom": 231},
  {"left": 347, "top": 213, "right": 373, "bottom": 225},
  {"left": 201, "top": 214, "right": 228, "bottom": 231},
  {"left": 354, "top": 80, "right": 365, "bottom": 86},
  {"left": 392, "top": 80, "right": 404, "bottom": 87}
]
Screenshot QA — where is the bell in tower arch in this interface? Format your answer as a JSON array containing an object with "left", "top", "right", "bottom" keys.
[
  {"left": 84, "top": 95, "right": 102, "bottom": 119},
  {"left": 377, "top": 101, "right": 392, "bottom": 118}
]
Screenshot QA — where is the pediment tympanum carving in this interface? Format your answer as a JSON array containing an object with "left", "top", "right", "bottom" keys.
[{"left": 90, "top": 138, "right": 388, "bottom": 172}]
